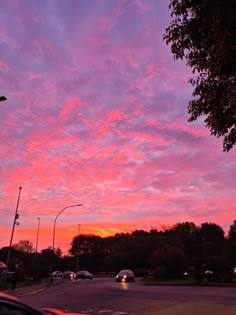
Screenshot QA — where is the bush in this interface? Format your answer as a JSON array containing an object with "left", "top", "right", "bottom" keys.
[
  {"left": 191, "top": 269, "right": 204, "bottom": 283},
  {"left": 152, "top": 266, "right": 168, "bottom": 280}
]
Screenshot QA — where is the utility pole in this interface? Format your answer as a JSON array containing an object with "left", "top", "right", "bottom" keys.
[
  {"left": 35, "top": 217, "right": 40, "bottom": 253},
  {"left": 6, "top": 187, "right": 22, "bottom": 270},
  {"left": 76, "top": 224, "right": 80, "bottom": 272}
]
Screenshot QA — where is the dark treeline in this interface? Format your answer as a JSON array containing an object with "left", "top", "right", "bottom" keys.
[{"left": 1, "top": 220, "right": 236, "bottom": 283}]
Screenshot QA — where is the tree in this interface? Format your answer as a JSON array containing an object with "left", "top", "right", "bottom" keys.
[
  {"left": 164, "top": 0, "right": 236, "bottom": 151},
  {"left": 173, "top": 222, "right": 197, "bottom": 235},
  {"left": 197, "top": 222, "right": 225, "bottom": 264},
  {"left": 150, "top": 244, "right": 187, "bottom": 277},
  {"left": 69, "top": 234, "right": 104, "bottom": 256},
  {"left": 41, "top": 247, "right": 62, "bottom": 273},
  {"left": 199, "top": 222, "right": 225, "bottom": 244},
  {"left": 227, "top": 220, "right": 236, "bottom": 264},
  {"left": 13, "top": 240, "right": 34, "bottom": 253},
  {"left": 172, "top": 222, "right": 199, "bottom": 259},
  {"left": 41, "top": 247, "right": 62, "bottom": 259}
]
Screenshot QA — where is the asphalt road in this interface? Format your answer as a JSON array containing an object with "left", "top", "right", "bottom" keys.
[{"left": 21, "top": 278, "right": 236, "bottom": 315}]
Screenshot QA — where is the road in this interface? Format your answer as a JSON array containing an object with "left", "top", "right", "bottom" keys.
[{"left": 21, "top": 278, "right": 236, "bottom": 315}]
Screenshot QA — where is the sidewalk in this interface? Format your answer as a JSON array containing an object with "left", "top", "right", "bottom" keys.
[{"left": 4, "top": 279, "right": 64, "bottom": 298}]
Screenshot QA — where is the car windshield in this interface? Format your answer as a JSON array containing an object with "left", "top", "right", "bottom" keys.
[{"left": 119, "top": 270, "right": 129, "bottom": 275}]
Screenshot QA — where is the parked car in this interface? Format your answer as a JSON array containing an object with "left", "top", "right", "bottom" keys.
[
  {"left": 0, "top": 292, "right": 84, "bottom": 314},
  {"left": 76, "top": 270, "right": 93, "bottom": 280},
  {"left": 116, "top": 269, "right": 135, "bottom": 282},
  {"left": 63, "top": 271, "right": 76, "bottom": 280}
]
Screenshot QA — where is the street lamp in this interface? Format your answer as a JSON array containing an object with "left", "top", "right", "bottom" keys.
[
  {"left": 6, "top": 187, "right": 22, "bottom": 270},
  {"left": 35, "top": 217, "right": 40, "bottom": 253},
  {"left": 0, "top": 96, "right": 7, "bottom": 102},
  {"left": 52, "top": 204, "right": 83, "bottom": 252}
]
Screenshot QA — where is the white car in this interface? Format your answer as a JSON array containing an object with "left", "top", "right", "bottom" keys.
[
  {"left": 51, "top": 271, "right": 63, "bottom": 279},
  {"left": 63, "top": 271, "right": 76, "bottom": 280}
]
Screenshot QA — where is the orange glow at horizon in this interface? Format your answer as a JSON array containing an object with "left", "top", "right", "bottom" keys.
[{"left": 0, "top": 223, "right": 139, "bottom": 255}]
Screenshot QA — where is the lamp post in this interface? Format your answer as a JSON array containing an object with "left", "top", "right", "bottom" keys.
[
  {"left": 35, "top": 217, "right": 40, "bottom": 253},
  {"left": 6, "top": 187, "right": 22, "bottom": 270},
  {"left": 0, "top": 96, "right": 7, "bottom": 102},
  {"left": 52, "top": 204, "right": 83, "bottom": 252}
]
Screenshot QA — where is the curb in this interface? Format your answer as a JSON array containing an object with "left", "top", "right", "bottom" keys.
[
  {"left": 16, "top": 285, "right": 47, "bottom": 297},
  {"left": 10, "top": 280, "right": 66, "bottom": 298},
  {"left": 140, "top": 281, "right": 236, "bottom": 288}
]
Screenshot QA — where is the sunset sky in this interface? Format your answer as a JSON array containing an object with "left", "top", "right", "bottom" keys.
[{"left": 1, "top": 0, "right": 235, "bottom": 255}]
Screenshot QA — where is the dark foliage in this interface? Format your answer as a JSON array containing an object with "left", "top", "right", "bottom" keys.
[
  {"left": 164, "top": 0, "right": 236, "bottom": 151},
  {"left": 1, "top": 220, "right": 236, "bottom": 283}
]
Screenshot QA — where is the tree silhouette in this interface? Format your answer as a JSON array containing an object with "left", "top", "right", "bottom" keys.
[{"left": 164, "top": 0, "right": 236, "bottom": 151}]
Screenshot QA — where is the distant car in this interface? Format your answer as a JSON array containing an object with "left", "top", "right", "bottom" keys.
[
  {"left": 63, "top": 271, "right": 76, "bottom": 280},
  {"left": 51, "top": 271, "right": 63, "bottom": 279},
  {"left": 0, "top": 292, "right": 84, "bottom": 314},
  {"left": 116, "top": 269, "right": 135, "bottom": 282},
  {"left": 205, "top": 270, "right": 213, "bottom": 275},
  {"left": 76, "top": 270, "right": 93, "bottom": 280}
]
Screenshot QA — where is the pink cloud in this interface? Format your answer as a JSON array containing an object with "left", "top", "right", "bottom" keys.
[{"left": 0, "top": 0, "right": 235, "bottom": 255}]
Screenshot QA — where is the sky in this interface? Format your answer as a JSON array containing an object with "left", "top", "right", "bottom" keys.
[{"left": 0, "top": 0, "right": 235, "bottom": 255}]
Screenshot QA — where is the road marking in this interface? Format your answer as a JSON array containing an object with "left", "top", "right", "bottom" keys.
[{"left": 79, "top": 309, "right": 136, "bottom": 315}]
